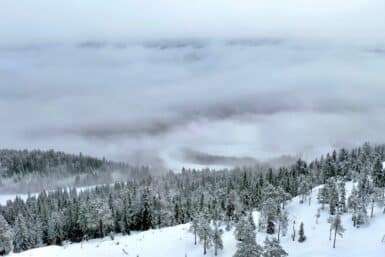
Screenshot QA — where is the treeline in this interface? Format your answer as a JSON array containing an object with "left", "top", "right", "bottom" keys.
[
  {"left": 0, "top": 149, "right": 153, "bottom": 193},
  {"left": 0, "top": 149, "right": 119, "bottom": 177},
  {"left": 0, "top": 143, "right": 384, "bottom": 255}
]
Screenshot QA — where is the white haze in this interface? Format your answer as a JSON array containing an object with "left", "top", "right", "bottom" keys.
[{"left": 0, "top": 0, "right": 385, "bottom": 170}]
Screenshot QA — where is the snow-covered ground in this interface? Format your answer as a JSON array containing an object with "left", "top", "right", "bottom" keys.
[
  {"left": 0, "top": 193, "right": 36, "bottom": 206},
  {"left": 8, "top": 182, "right": 385, "bottom": 257}
]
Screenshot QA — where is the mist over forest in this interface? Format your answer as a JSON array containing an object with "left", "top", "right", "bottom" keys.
[{"left": 1, "top": 0, "right": 385, "bottom": 172}]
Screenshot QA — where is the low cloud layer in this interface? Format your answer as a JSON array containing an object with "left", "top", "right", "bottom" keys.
[{"left": 1, "top": 0, "right": 385, "bottom": 170}]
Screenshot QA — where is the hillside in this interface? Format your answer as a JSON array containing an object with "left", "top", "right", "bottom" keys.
[
  {"left": 0, "top": 149, "right": 151, "bottom": 193},
  {"left": 8, "top": 182, "right": 385, "bottom": 257}
]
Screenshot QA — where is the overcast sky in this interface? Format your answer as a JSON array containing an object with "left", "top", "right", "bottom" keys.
[{"left": 1, "top": 0, "right": 385, "bottom": 170}]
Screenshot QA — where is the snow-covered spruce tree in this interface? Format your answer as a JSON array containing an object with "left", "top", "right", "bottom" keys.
[
  {"left": 260, "top": 184, "right": 280, "bottom": 234},
  {"left": 138, "top": 188, "right": 154, "bottom": 231},
  {"left": 120, "top": 195, "right": 132, "bottom": 235},
  {"left": 0, "top": 214, "right": 13, "bottom": 255},
  {"left": 298, "top": 222, "right": 306, "bottom": 242},
  {"left": 298, "top": 175, "right": 312, "bottom": 204},
  {"left": 248, "top": 211, "right": 256, "bottom": 231},
  {"left": 197, "top": 209, "right": 213, "bottom": 255},
  {"left": 372, "top": 157, "right": 385, "bottom": 188},
  {"left": 47, "top": 211, "right": 64, "bottom": 245},
  {"left": 26, "top": 213, "right": 43, "bottom": 248},
  {"left": 233, "top": 217, "right": 263, "bottom": 257},
  {"left": 371, "top": 187, "right": 385, "bottom": 217},
  {"left": 338, "top": 181, "right": 347, "bottom": 213},
  {"left": 213, "top": 221, "right": 223, "bottom": 256},
  {"left": 235, "top": 216, "right": 249, "bottom": 241},
  {"left": 189, "top": 212, "right": 199, "bottom": 245},
  {"left": 317, "top": 187, "right": 328, "bottom": 210},
  {"left": 353, "top": 200, "right": 369, "bottom": 227},
  {"left": 224, "top": 191, "right": 236, "bottom": 231},
  {"left": 326, "top": 179, "right": 339, "bottom": 215},
  {"left": 263, "top": 237, "right": 288, "bottom": 257},
  {"left": 13, "top": 213, "right": 33, "bottom": 253},
  {"left": 330, "top": 214, "right": 345, "bottom": 248}
]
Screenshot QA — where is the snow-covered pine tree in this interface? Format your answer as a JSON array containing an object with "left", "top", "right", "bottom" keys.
[
  {"left": 372, "top": 157, "right": 385, "bottom": 188},
  {"left": 338, "top": 181, "right": 347, "bottom": 213},
  {"left": 139, "top": 188, "right": 153, "bottom": 231},
  {"left": 317, "top": 187, "right": 328, "bottom": 210},
  {"left": 47, "top": 211, "right": 64, "bottom": 245},
  {"left": 233, "top": 217, "right": 263, "bottom": 257},
  {"left": 13, "top": 213, "right": 33, "bottom": 253},
  {"left": 327, "top": 180, "right": 339, "bottom": 215},
  {"left": 213, "top": 221, "right": 223, "bottom": 256},
  {"left": 298, "top": 175, "right": 312, "bottom": 204},
  {"left": 353, "top": 200, "right": 369, "bottom": 227},
  {"left": 197, "top": 209, "right": 213, "bottom": 255},
  {"left": 248, "top": 211, "right": 256, "bottom": 231},
  {"left": 0, "top": 214, "right": 13, "bottom": 255},
  {"left": 330, "top": 214, "right": 345, "bottom": 248},
  {"left": 263, "top": 237, "right": 288, "bottom": 257},
  {"left": 121, "top": 195, "right": 132, "bottom": 235},
  {"left": 189, "top": 212, "right": 199, "bottom": 245},
  {"left": 298, "top": 222, "right": 306, "bottom": 242},
  {"left": 235, "top": 216, "right": 249, "bottom": 241}
]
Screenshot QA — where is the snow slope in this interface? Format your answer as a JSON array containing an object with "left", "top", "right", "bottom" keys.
[{"left": 9, "top": 182, "right": 385, "bottom": 257}]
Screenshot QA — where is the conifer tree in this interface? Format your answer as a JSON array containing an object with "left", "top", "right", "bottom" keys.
[
  {"left": 13, "top": 213, "right": 33, "bottom": 253},
  {"left": 197, "top": 210, "right": 213, "bottom": 255},
  {"left": 298, "top": 222, "right": 306, "bottom": 242},
  {"left": 213, "top": 221, "right": 223, "bottom": 256},
  {"left": 373, "top": 158, "right": 385, "bottom": 188},
  {"left": 317, "top": 187, "right": 328, "bottom": 210},
  {"left": 233, "top": 217, "right": 263, "bottom": 257},
  {"left": 277, "top": 211, "right": 288, "bottom": 241},
  {"left": 0, "top": 214, "right": 13, "bottom": 255},
  {"left": 263, "top": 237, "right": 288, "bottom": 257},
  {"left": 189, "top": 213, "right": 199, "bottom": 245},
  {"left": 338, "top": 181, "right": 347, "bottom": 213},
  {"left": 235, "top": 216, "right": 249, "bottom": 241},
  {"left": 330, "top": 215, "right": 345, "bottom": 248}
]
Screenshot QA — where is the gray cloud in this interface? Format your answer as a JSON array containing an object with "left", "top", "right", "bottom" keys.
[
  {"left": 181, "top": 148, "right": 260, "bottom": 167},
  {"left": 1, "top": 0, "right": 385, "bottom": 170}
]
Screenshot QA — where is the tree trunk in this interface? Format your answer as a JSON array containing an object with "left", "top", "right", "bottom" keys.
[
  {"left": 214, "top": 242, "right": 217, "bottom": 256},
  {"left": 194, "top": 230, "right": 197, "bottom": 245},
  {"left": 203, "top": 237, "right": 207, "bottom": 255},
  {"left": 333, "top": 227, "right": 337, "bottom": 248},
  {"left": 371, "top": 201, "right": 374, "bottom": 218},
  {"left": 99, "top": 220, "right": 104, "bottom": 238},
  {"left": 277, "top": 222, "right": 281, "bottom": 242}
]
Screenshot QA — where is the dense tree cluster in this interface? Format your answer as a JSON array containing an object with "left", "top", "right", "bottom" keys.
[
  {"left": 0, "top": 142, "right": 384, "bottom": 254},
  {"left": 0, "top": 149, "right": 151, "bottom": 193},
  {"left": 0, "top": 149, "right": 109, "bottom": 177}
]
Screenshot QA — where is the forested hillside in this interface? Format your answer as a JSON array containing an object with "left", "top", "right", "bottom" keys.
[
  {"left": 0, "top": 149, "right": 111, "bottom": 177},
  {"left": 0, "top": 149, "right": 151, "bottom": 193},
  {"left": 1, "top": 143, "right": 385, "bottom": 255}
]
